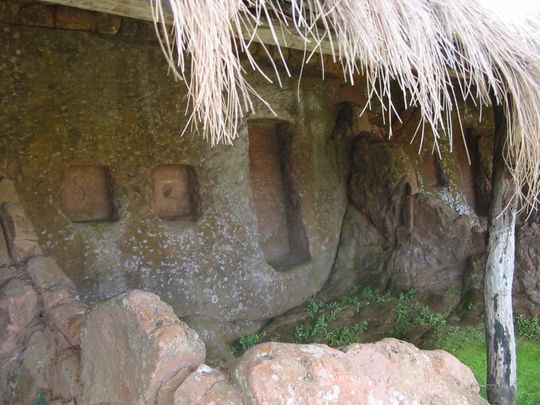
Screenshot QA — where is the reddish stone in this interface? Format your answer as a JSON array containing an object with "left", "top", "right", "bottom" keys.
[
  {"left": 61, "top": 164, "right": 112, "bottom": 222},
  {"left": 0, "top": 204, "right": 42, "bottom": 264},
  {"left": 248, "top": 122, "right": 291, "bottom": 265},
  {"left": 233, "top": 340, "right": 487, "bottom": 405},
  {"left": 173, "top": 364, "right": 242, "bottom": 405},
  {"left": 54, "top": 7, "right": 95, "bottom": 31},
  {"left": 153, "top": 165, "right": 196, "bottom": 220},
  {"left": 50, "top": 301, "right": 88, "bottom": 347},
  {"left": 81, "top": 290, "right": 205, "bottom": 405}
]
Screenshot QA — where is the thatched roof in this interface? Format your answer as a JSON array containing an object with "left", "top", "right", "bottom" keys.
[
  {"left": 144, "top": 0, "right": 540, "bottom": 209},
  {"left": 37, "top": 0, "right": 540, "bottom": 208}
]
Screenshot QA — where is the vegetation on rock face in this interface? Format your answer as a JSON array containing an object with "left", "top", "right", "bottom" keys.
[
  {"left": 394, "top": 288, "right": 447, "bottom": 338},
  {"left": 232, "top": 287, "right": 540, "bottom": 404}
]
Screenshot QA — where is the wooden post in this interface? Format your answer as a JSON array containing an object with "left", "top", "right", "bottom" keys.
[{"left": 484, "top": 103, "right": 517, "bottom": 404}]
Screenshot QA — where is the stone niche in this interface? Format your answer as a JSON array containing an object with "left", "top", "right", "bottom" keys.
[
  {"left": 153, "top": 164, "right": 200, "bottom": 220},
  {"left": 61, "top": 164, "right": 113, "bottom": 222},
  {"left": 248, "top": 120, "right": 310, "bottom": 270}
]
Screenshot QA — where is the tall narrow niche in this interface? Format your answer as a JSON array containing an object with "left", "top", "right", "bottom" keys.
[{"left": 248, "top": 120, "right": 310, "bottom": 270}]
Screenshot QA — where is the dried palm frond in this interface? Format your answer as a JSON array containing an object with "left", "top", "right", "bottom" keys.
[{"left": 150, "top": 0, "right": 540, "bottom": 210}]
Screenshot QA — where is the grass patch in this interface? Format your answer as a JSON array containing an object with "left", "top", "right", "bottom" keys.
[{"left": 435, "top": 326, "right": 540, "bottom": 404}]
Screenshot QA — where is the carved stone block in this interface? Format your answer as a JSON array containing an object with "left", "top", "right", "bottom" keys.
[
  {"left": 62, "top": 164, "right": 112, "bottom": 222},
  {"left": 153, "top": 165, "right": 196, "bottom": 220}
]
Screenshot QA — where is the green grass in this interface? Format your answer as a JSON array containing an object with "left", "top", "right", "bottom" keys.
[{"left": 435, "top": 326, "right": 540, "bottom": 404}]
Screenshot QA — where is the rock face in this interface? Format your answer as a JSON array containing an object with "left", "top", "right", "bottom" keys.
[
  {"left": 0, "top": 182, "right": 485, "bottom": 405},
  {"left": 173, "top": 365, "right": 242, "bottom": 405},
  {"left": 322, "top": 132, "right": 485, "bottom": 304},
  {"left": 80, "top": 290, "right": 206, "bottom": 405},
  {"left": 234, "top": 339, "right": 487, "bottom": 405},
  {"left": 0, "top": 7, "right": 352, "bottom": 352}
]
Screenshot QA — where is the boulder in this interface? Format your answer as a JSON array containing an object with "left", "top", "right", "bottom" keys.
[
  {"left": 172, "top": 364, "right": 242, "bottom": 405},
  {"left": 234, "top": 342, "right": 371, "bottom": 404},
  {"left": 49, "top": 349, "right": 81, "bottom": 402},
  {"left": 25, "top": 256, "right": 77, "bottom": 310},
  {"left": 0, "top": 204, "right": 42, "bottom": 264},
  {"left": 0, "top": 277, "right": 39, "bottom": 330},
  {"left": 13, "top": 327, "right": 57, "bottom": 403},
  {"left": 234, "top": 339, "right": 486, "bottom": 405},
  {"left": 343, "top": 338, "right": 485, "bottom": 405},
  {"left": 50, "top": 301, "right": 88, "bottom": 348},
  {"left": 0, "top": 277, "right": 40, "bottom": 358},
  {"left": 80, "top": 290, "right": 206, "bottom": 405}
]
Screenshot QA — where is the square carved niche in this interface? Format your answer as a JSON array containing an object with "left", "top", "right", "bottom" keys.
[
  {"left": 62, "top": 164, "right": 113, "bottom": 222},
  {"left": 153, "top": 165, "right": 199, "bottom": 220}
]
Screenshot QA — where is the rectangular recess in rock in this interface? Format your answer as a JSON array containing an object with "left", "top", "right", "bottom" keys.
[
  {"left": 153, "top": 164, "right": 200, "bottom": 220},
  {"left": 62, "top": 164, "right": 113, "bottom": 223},
  {"left": 248, "top": 120, "right": 310, "bottom": 270}
]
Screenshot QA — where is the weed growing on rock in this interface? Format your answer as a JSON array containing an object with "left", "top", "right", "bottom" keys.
[
  {"left": 292, "top": 295, "right": 368, "bottom": 347},
  {"left": 394, "top": 289, "right": 447, "bottom": 338},
  {"left": 239, "top": 331, "right": 267, "bottom": 351}
]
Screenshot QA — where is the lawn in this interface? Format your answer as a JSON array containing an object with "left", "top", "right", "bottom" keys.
[{"left": 435, "top": 326, "right": 540, "bottom": 404}]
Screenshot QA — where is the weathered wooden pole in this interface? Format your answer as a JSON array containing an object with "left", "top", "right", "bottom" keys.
[{"left": 484, "top": 102, "right": 517, "bottom": 404}]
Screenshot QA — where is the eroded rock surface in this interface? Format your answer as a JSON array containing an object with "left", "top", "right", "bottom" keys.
[
  {"left": 80, "top": 290, "right": 206, "bottom": 405},
  {"left": 234, "top": 339, "right": 487, "bottom": 405}
]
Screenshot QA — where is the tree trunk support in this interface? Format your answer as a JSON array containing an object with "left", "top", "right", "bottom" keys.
[{"left": 484, "top": 103, "right": 517, "bottom": 404}]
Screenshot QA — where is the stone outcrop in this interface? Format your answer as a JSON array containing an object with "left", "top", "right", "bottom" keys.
[
  {"left": 80, "top": 290, "right": 206, "bottom": 405},
  {"left": 0, "top": 9, "right": 353, "bottom": 355},
  {"left": 233, "top": 339, "right": 487, "bottom": 404},
  {"left": 0, "top": 180, "right": 486, "bottom": 404},
  {"left": 0, "top": 177, "right": 88, "bottom": 404}
]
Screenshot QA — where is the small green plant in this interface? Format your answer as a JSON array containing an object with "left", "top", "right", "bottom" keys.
[
  {"left": 446, "top": 287, "right": 461, "bottom": 296},
  {"left": 239, "top": 331, "right": 267, "bottom": 351},
  {"left": 394, "top": 298, "right": 447, "bottom": 338},
  {"left": 325, "top": 322, "right": 368, "bottom": 347},
  {"left": 305, "top": 296, "right": 325, "bottom": 318},
  {"left": 295, "top": 324, "right": 313, "bottom": 344},
  {"left": 399, "top": 288, "right": 417, "bottom": 302},
  {"left": 515, "top": 314, "right": 540, "bottom": 340}
]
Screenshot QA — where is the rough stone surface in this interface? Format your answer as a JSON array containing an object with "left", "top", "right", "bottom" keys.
[
  {"left": 234, "top": 342, "right": 370, "bottom": 404},
  {"left": 49, "top": 349, "right": 82, "bottom": 402},
  {"left": 50, "top": 301, "right": 88, "bottom": 347},
  {"left": 14, "top": 327, "right": 57, "bottom": 403},
  {"left": 0, "top": 225, "right": 9, "bottom": 267},
  {"left": 234, "top": 340, "right": 487, "bottom": 405},
  {"left": 173, "top": 364, "right": 242, "bottom": 405},
  {"left": 96, "top": 13, "right": 122, "bottom": 35},
  {"left": 80, "top": 290, "right": 206, "bottom": 405},
  {"left": 325, "top": 130, "right": 485, "bottom": 304},
  {"left": 0, "top": 176, "right": 20, "bottom": 204},
  {"left": 61, "top": 164, "right": 113, "bottom": 222},
  {"left": 153, "top": 164, "right": 195, "bottom": 220},
  {"left": 0, "top": 21, "right": 352, "bottom": 349},
  {"left": 0, "top": 203, "right": 42, "bottom": 263},
  {"left": 344, "top": 338, "right": 486, "bottom": 405},
  {"left": 515, "top": 221, "right": 540, "bottom": 313},
  {"left": 18, "top": 4, "right": 54, "bottom": 28},
  {"left": 0, "top": 277, "right": 39, "bottom": 330},
  {"left": 54, "top": 7, "right": 96, "bottom": 31}
]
